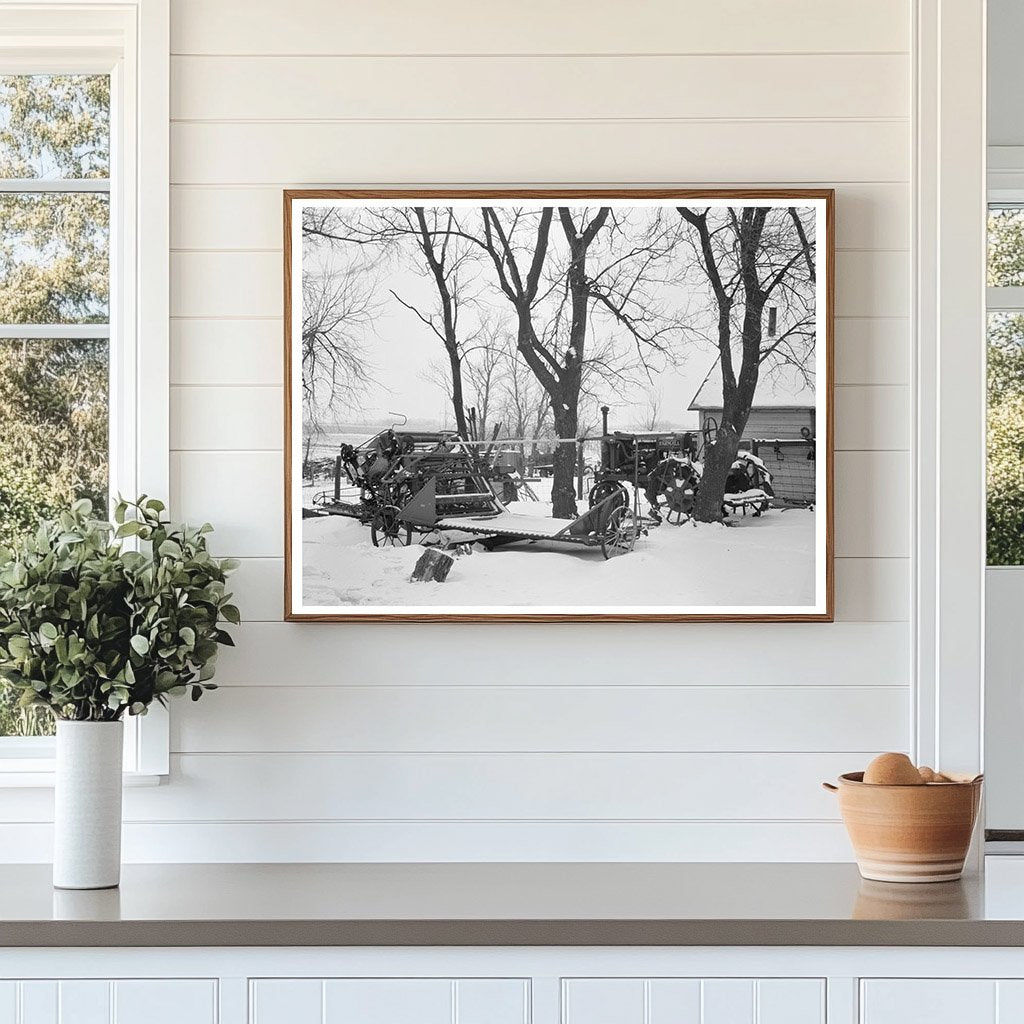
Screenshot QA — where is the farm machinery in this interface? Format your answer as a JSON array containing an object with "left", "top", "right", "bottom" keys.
[
  {"left": 588, "top": 406, "right": 775, "bottom": 522},
  {"left": 304, "top": 404, "right": 778, "bottom": 560},
  {"left": 306, "top": 427, "right": 643, "bottom": 558}
]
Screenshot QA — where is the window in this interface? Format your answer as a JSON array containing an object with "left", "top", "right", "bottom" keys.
[
  {"left": 987, "top": 205, "right": 1024, "bottom": 565},
  {"left": 0, "top": 2, "right": 169, "bottom": 778},
  {"left": 0, "top": 74, "right": 111, "bottom": 738}
]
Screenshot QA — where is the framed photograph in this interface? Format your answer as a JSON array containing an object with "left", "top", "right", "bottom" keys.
[{"left": 284, "top": 189, "right": 833, "bottom": 622}]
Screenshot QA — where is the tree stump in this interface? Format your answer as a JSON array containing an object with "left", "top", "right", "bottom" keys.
[{"left": 410, "top": 548, "right": 454, "bottom": 583}]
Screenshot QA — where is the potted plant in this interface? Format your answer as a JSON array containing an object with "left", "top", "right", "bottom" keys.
[{"left": 0, "top": 497, "right": 239, "bottom": 889}]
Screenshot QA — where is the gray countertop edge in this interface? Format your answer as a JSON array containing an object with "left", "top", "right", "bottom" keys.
[{"left": 2, "top": 919, "right": 1021, "bottom": 948}]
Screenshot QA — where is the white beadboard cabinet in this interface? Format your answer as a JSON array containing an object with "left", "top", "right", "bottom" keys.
[
  {"left": 5, "top": 949, "right": 1024, "bottom": 1024},
  {"left": 0, "top": 979, "right": 218, "bottom": 1024},
  {"left": 860, "top": 979, "right": 1024, "bottom": 1023}
]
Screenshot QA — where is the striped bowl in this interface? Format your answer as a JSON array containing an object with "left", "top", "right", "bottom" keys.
[{"left": 823, "top": 772, "right": 983, "bottom": 883}]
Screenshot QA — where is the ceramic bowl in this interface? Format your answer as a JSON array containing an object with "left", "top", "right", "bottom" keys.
[{"left": 823, "top": 771, "right": 983, "bottom": 883}]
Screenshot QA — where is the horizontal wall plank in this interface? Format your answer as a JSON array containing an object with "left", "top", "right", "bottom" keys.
[
  {"left": 834, "top": 318, "right": 909, "bottom": 386},
  {"left": 171, "top": 319, "right": 283, "bottom": 386},
  {"left": 171, "top": 54, "right": 909, "bottom": 122},
  {"left": 834, "top": 451, "right": 909, "bottom": 558},
  {"left": 170, "top": 120, "right": 909, "bottom": 186},
  {"left": 171, "top": 183, "right": 909, "bottom": 252},
  {"left": 0, "top": 820, "right": 857, "bottom": 862},
  {"left": 834, "top": 385, "right": 909, "bottom": 450},
  {"left": 211, "top": 621, "right": 910, "bottom": 687},
  {"left": 171, "top": 252, "right": 279, "bottom": 318},
  {"left": 225, "top": 557, "right": 283, "bottom": 620},
  {"left": 171, "top": 249, "right": 908, "bottom": 320},
  {"left": 171, "top": 451, "right": 282, "bottom": 556},
  {"left": 170, "top": 0, "right": 910, "bottom": 56},
  {"left": 171, "top": 684, "right": 909, "bottom": 754},
  {"left": 834, "top": 250, "right": 909, "bottom": 318},
  {"left": 116, "top": 751, "right": 864, "bottom": 821},
  {"left": 171, "top": 385, "right": 282, "bottom": 450},
  {"left": 227, "top": 556, "right": 909, "bottom": 623},
  {"left": 833, "top": 557, "right": 909, "bottom": 622}
]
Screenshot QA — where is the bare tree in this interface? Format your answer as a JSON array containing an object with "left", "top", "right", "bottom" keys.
[
  {"left": 301, "top": 262, "right": 377, "bottom": 419},
  {"left": 641, "top": 391, "right": 663, "bottom": 431},
  {"left": 466, "top": 206, "right": 684, "bottom": 517},
  {"left": 303, "top": 206, "right": 482, "bottom": 439},
  {"left": 676, "top": 205, "right": 815, "bottom": 521},
  {"left": 461, "top": 321, "right": 507, "bottom": 440}
]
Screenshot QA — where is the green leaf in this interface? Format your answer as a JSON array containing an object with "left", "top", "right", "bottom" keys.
[
  {"left": 130, "top": 634, "right": 150, "bottom": 656},
  {"left": 39, "top": 622, "right": 58, "bottom": 641},
  {"left": 8, "top": 635, "right": 29, "bottom": 657},
  {"left": 220, "top": 604, "right": 241, "bottom": 625},
  {"left": 158, "top": 539, "right": 183, "bottom": 559}
]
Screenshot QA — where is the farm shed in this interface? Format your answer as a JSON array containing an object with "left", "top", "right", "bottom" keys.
[{"left": 688, "top": 360, "right": 817, "bottom": 504}]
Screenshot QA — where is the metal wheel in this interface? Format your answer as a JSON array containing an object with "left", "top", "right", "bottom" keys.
[
  {"left": 601, "top": 506, "right": 637, "bottom": 559},
  {"left": 371, "top": 505, "right": 412, "bottom": 547},
  {"left": 661, "top": 478, "right": 696, "bottom": 524},
  {"left": 589, "top": 480, "right": 628, "bottom": 511}
]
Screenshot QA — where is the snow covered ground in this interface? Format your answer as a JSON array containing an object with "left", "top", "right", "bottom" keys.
[{"left": 299, "top": 492, "right": 817, "bottom": 612}]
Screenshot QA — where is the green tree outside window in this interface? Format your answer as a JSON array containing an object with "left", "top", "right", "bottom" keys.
[{"left": 0, "top": 75, "right": 110, "bottom": 736}]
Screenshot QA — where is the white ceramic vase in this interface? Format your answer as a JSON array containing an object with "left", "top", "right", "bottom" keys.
[{"left": 53, "top": 720, "right": 124, "bottom": 890}]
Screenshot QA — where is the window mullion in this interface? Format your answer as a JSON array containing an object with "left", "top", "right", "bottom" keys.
[
  {"left": 987, "top": 286, "right": 1024, "bottom": 312},
  {"left": 0, "top": 178, "right": 109, "bottom": 193},
  {"left": 0, "top": 324, "right": 111, "bottom": 339}
]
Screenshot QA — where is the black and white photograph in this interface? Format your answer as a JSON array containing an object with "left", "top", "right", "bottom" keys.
[{"left": 285, "top": 191, "right": 833, "bottom": 621}]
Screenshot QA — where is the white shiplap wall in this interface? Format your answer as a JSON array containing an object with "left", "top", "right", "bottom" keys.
[{"left": 1, "top": 0, "right": 915, "bottom": 862}]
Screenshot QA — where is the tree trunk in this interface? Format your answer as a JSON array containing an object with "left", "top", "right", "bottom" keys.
[
  {"left": 550, "top": 407, "right": 579, "bottom": 519},
  {"left": 410, "top": 548, "right": 454, "bottom": 583},
  {"left": 695, "top": 425, "right": 740, "bottom": 522},
  {"left": 447, "top": 347, "right": 470, "bottom": 439}
]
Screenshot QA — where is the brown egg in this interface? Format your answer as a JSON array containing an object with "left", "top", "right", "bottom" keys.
[{"left": 863, "top": 752, "right": 925, "bottom": 786}]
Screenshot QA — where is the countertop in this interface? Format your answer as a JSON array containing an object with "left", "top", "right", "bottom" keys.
[{"left": 5, "top": 861, "right": 1024, "bottom": 947}]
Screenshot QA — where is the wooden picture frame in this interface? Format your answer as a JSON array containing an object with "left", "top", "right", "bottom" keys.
[{"left": 284, "top": 189, "right": 834, "bottom": 622}]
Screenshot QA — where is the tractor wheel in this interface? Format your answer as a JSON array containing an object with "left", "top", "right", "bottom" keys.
[
  {"left": 601, "top": 506, "right": 638, "bottom": 559},
  {"left": 589, "top": 480, "right": 628, "bottom": 511},
  {"left": 661, "top": 479, "right": 696, "bottom": 524},
  {"left": 371, "top": 506, "right": 412, "bottom": 548}
]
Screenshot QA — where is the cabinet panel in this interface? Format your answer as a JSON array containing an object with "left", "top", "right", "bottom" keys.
[
  {"left": 861, "top": 981, "right": 997, "bottom": 1024},
  {"left": 0, "top": 983, "right": 15, "bottom": 1024},
  {"left": 0, "top": 981, "right": 216, "bottom": 1024},
  {"left": 998, "top": 980, "right": 1024, "bottom": 1022},
  {"left": 251, "top": 979, "right": 322, "bottom": 1024},
  {"left": 113, "top": 981, "right": 217, "bottom": 1024},
  {"left": 702, "top": 979, "right": 754, "bottom": 1024},
  {"left": 563, "top": 978, "right": 824, "bottom": 1024},
  {"left": 58, "top": 982, "right": 110, "bottom": 1024},
  {"left": 757, "top": 980, "right": 825, "bottom": 1024},
  {"left": 563, "top": 980, "right": 645, "bottom": 1024},
  {"left": 455, "top": 980, "right": 529, "bottom": 1024},
  {"left": 323, "top": 980, "right": 451, "bottom": 1024},
  {"left": 648, "top": 980, "right": 702, "bottom": 1022},
  {"left": 18, "top": 983, "right": 56, "bottom": 1024},
  {"left": 251, "top": 979, "right": 528, "bottom": 1024}
]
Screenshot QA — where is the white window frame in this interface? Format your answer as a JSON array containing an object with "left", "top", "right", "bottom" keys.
[
  {"left": 914, "top": 0, "right": 986, "bottom": 812},
  {"left": 983, "top": 172, "right": 1024, "bottom": 840},
  {"left": 0, "top": 0, "right": 169, "bottom": 784}
]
